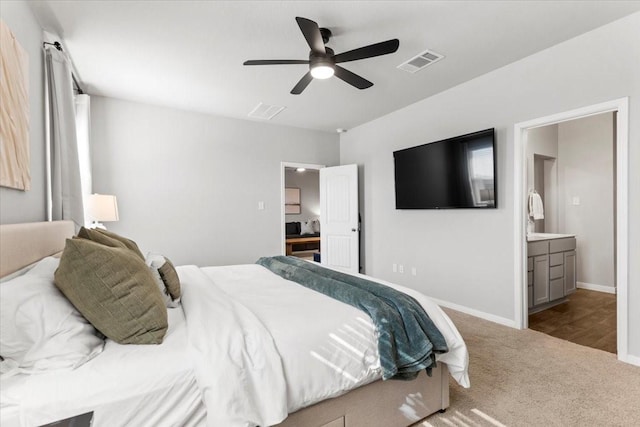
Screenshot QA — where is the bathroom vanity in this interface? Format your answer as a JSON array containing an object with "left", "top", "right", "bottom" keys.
[{"left": 527, "top": 233, "right": 576, "bottom": 312}]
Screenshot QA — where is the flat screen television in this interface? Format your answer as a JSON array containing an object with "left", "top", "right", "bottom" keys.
[{"left": 393, "top": 128, "right": 496, "bottom": 209}]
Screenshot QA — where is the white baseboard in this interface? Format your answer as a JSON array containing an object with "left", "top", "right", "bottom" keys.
[
  {"left": 619, "top": 353, "right": 640, "bottom": 367},
  {"left": 577, "top": 282, "right": 616, "bottom": 294},
  {"left": 429, "top": 297, "right": 517, "bottom": 328}
]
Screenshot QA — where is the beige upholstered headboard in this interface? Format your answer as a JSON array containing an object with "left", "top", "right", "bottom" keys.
[{"left": 0, "top": 220, "right": 75, "bottom": 278}]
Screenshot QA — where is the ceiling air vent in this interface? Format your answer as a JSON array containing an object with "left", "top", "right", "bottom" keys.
[
  {"left": 397, "top": 49, "right": 444, "bottom": 73},
  {"left": 248, "top": 102, "right": 285, "bottom": 120}
]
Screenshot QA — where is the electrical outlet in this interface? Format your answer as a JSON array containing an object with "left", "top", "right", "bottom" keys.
[
  {"left": 258, "top": 201, "right": 265, "bottom": 210},
  {"left": 399, "top": 264, "right": 404, "bottom": 274},
  {"left": 392, "top": 263, "right": 397, "bottom": 273},
  {"left": 411, "top": 267, "right": 417, "bottom": 276},
  {"left": 572, "top": 196, "right": 580, "bottom": 206}
]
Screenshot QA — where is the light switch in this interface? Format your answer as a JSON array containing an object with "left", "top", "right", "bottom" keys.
[
  {"left": 258, "top": 201, "right": 265, "bottom": 210},
  {"left": 572, "top": 196, "right": 580, "bottom": 206}
]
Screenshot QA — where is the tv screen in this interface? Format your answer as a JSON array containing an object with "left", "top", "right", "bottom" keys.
[{"left": 393, "top": 128, "right": 496, "bottom": 209}]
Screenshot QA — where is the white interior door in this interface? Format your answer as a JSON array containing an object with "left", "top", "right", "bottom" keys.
[{"left": 320, "top": 164, "right": 359, "bottom": 273}]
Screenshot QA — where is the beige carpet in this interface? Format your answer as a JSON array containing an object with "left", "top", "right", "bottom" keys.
[{"left": 416, "top": 309, "right": 640, "bottom": 427}]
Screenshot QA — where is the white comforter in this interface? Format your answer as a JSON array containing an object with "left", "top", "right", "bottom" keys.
[
  {"left": 178, "top": 263, "right": 469, "bottom": 427},
  {"left": 1, "top": 309, "right": 204, "bottom": 427}
]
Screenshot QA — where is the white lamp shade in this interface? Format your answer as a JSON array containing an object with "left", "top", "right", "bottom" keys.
[{"left": 88, "top": 194, "right": 119, "bottom": 222}]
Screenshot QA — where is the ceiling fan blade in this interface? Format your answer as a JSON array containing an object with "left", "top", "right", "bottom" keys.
[
  {"left": 244, "top": 60, "right": 309, "bottom": 66},
  {"left": 333, "top": 39, "right": 400, "bottom": 63},
  {"left": 291, "top": 72, "right": 314, "bottom": 95},
  {"left": 334, "top": 66, "right": 373, "bottom": 89},
  {"left": 295, "top": 17, "right": 326, "bottom": 54}
]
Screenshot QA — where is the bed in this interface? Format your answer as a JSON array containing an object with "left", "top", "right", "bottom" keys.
[{"left": 0, "top": 221, "right": 469, "bottom": 427}]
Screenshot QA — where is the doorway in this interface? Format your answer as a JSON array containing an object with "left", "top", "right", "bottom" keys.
[
  {"left": 525, "top": 113, "right": 616, "bottom": 353},
  {"left": 513, "top": 98, "right": 631, "bottom": 363},
  {"left": 280, "top": 162, "right": 361, "bottom": 273},
  {"left": 280, "top": 162, "right": 324, "bottom": 259}
]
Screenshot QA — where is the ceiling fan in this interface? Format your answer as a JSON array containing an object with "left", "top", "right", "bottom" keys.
[{"left": 243, "top": 17, "right": 400, "bottom": 95}]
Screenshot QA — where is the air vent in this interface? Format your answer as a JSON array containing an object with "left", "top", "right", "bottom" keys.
[
  {"left": 397, "top": 49, "right": 444, "bottom": 73},
  {"left": 248, "top": 102, "right": 285, "bottom": 120}
]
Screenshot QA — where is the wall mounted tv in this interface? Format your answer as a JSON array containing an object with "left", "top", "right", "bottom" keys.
[{"left": 393, "top": 128, "right": 497, "bottom": 209}]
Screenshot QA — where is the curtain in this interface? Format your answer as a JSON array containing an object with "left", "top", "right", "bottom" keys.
[
  {"left": 44, "top": 46, "right": 84, "bottom": 228},
  {"left": 75, "top": 94, "right": 92, "bottom": 227}
]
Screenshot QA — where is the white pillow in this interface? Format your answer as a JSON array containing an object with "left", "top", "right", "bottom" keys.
[
  {"left": 312, "top": 218, "right": 321, "bottom": 233},
  {"left": 0, "top": 257, "right": 104, "bottom": 374},
  {"left": 300, "top": 220, "right": 315, "bottom": 235}
]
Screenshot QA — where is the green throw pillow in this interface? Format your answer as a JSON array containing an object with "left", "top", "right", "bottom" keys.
[
  {"left": 76, "top": 227, "right": 127, "bottom": 250},
  {"left": 145, "top": 253, "right": 181, "bottom": 307},
  {"left": 54, "top": 238, "right": 168, "bottom": 345},
  {"left": 157, "top": 257, "right": 181, "bottom": 301},
  {"left": 77, "top": 227, "right": 145, "bottom": 260}
]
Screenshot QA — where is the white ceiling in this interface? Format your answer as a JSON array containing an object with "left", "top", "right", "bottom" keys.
[{"left": 31, "top": 1, "right": 640, "bottom": 133}]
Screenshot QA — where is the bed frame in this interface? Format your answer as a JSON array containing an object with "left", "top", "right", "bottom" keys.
[
  {"left": 0, "top": 221, "right": 449, "bottom": 427},
  {"left": 0, "top": 220, "right": 74, "bottom": 277}
]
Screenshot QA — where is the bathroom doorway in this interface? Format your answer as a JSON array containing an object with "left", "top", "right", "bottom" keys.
[
  {"left": 525, "top": 113, "right": 616, "bottom": 353},
  {"left": 513, "top": 98, "right": 631, "bottom": 363}
]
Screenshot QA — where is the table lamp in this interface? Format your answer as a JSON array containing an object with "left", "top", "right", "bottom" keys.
[{"left": 88, "top": 194, "right": 119, "bottom": 229}]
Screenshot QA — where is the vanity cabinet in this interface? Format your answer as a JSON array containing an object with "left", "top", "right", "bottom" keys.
[
  {"left": 532, "top": 255, "right": 549, "bottom": 305},
  {"left": 527, "top": 258, "right": 534, "bottom": 308},
  {"left": 527, "top": 237, "right": 576, "bottom": 309},
  {"left": 564, "top": 251, "right": 576, "bottom": 294}
]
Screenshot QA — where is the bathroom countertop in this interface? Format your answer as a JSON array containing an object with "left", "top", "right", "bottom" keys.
[{"left": 527, "top": 233, "right": 576, "bottom": 242}]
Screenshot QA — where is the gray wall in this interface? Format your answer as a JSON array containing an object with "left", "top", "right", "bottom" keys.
[
  {"left": 527, "top": 126, "right": 558, "bottom": 188},
  {"left": 0, "top": 1, "right": 47, "bottom": 224},
  {"left": 340, "top": 13, "right": 640, "bottom": 357},
  {"left": 90, "top": 96, "right": 338, "bottom": 266},
  {"left": 285, "top": 169, "right": 320, "bottom": 223},
  {"left": 558, "top": 113, "right": 615, "bottom": 289},
  {"left": 526, "top": 125, "right": 559, "bottom": 233}
]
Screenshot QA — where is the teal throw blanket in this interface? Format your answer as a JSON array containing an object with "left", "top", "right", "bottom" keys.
[{"left": 256, "top": 256, "right": 448, "bottom": 380}]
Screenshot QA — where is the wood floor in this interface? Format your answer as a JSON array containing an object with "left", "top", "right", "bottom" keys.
[{"left": 528, "top": 289, "right": 616, "bottom": 354}]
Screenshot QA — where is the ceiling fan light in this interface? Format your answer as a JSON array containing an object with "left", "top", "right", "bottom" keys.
[{"left": 310, "top": 64, "right": 335, "bottom": 79}]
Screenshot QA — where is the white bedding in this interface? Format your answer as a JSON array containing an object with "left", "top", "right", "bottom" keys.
[
  {"left": 0, "top": 308, "right": 205, "bottom": 427},
  {"left": 1, "top": 261, "right": 469, "bottom": 427},
  {"left": 180, "top": 263, "right": 469, "bottom": 427}
]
